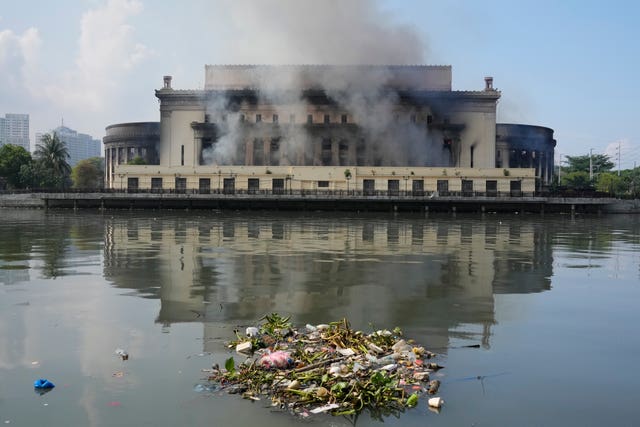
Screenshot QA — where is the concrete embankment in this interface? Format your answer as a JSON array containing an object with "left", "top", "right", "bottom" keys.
[
  {"left": 0, "top": 193, "right": 46, "bottom": 208},
  {"left": 602, "top": 199, "right": 640, "bottom": 214},
  {"left": 2, "top": 192, "right": 636, "bottom": 213}
]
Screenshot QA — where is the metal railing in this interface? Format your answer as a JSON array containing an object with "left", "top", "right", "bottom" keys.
[{"left": 1, "top": 188, "right": 617, "bottom": 199}]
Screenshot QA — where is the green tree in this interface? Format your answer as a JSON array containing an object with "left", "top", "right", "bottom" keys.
[
  {"left": 71, "top": 157, "right": 104, "bottom": 189},
  {"left": 562, "top": 171, "right": 591, "bottom": 189},
  {"left": 0, "top": 144, "right": 33, "bottom": 188},
  {"left": 34, "top": 133, "right": 71, "bottom": 190},
  {"left": 565, "top": 154, "right": 614, "bottom": 175},
  {"left": 127, "top": 156, "right": 147, "bottom": 165},
  {"left": 596, "top": 173, "right": 625, "bottom": 196},
  {"left": 620, "top": 168, "right": 640, "bottom": 198}
]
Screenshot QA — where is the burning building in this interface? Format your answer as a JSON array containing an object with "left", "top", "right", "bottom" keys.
[{"left": 105, "top": 65, "right": 552, "bottom": 194}]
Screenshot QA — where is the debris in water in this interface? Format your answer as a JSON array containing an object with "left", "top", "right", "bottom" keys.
[
  {"left": 115, "top": 348, "right": 129, "bottom": 361},
  {"left": 201, "top": 313, "right": 446, "bottom": 418}
]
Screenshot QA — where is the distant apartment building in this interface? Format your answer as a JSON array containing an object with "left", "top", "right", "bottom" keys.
[
  {"left": 0, "top": 113, "right": 30, "bottom": 151},
  {"left": 36, "top": 125, "right": 102, "bottom": 166}
]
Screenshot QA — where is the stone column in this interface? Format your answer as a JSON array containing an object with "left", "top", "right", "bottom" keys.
[
  {"left": 245, "top": 139, "right": 254, "bottom": 165},
  {"left": 314, "top": 138, "right": 321, "bottom": 166},
  {"left": 264, "top": 138, "right": 271, "bottom": 166},
  {"left": 348, "top": 140, "right": 356, "bottom": 165}
]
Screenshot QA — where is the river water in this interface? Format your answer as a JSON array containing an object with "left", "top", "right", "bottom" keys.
[{"left": 0, "top": 210, "right": 639, "bottom": 426}]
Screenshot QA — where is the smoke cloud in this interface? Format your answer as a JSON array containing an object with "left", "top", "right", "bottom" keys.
[{"left": 203, "top": 0, "right": 451, "bottom": 167}]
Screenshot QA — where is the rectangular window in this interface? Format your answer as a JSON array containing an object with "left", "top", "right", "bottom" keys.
[
  {"left": 338, "top": 141, "right": 349, "bottom": 166},
  {"left": 272, "top": 114, "right": 278, "bottom": 123},
  {"left": 127, "top": 177, "right": 138, "bottom": 191},
  {"left": 324, "top": 114, "right": 330, "bottom": 124},
  {"left": 204, "top": 114, "right": 211, "bottom": 123},
  {"left": 363, "top": 179, "right": 375, "bottom": 195},
  {"left": 248, "top": 178, "right": 259, "bottom": 194},
  {"left": 317, "top": 180, "right": 329, "bottom": 188},
  {"left": 470, "top": 146, "right": 475, "bottom": 168},
  {"left": 256, "top": 114, "right": 262, "bottom": 123},
  {"left": 239, "top": 114, "right": 245, "bottom": 122},
  {"left": 437, "top": 179, "right": 449, "bottom": 194},
  {"left": 356, "top": 140, "right": 366, "bottom": 166},
  {"left": 412, "top": 179, "right": 424, "bottom": 196},
  {"left": 388, "top": 179, "right": 400, "bottom": 196},
  {"left": 510, "top": 180, "right": 522, "bottom": 196},
  {"left": 307, "top": 114, "right": 313, "bottom": 124},
  {"left": 321, "top": 138, "right": 332, "bottom": 165},
  {"left": 427, "top": 115, "right": 433, "bottom": 124},
  {"left": 175, "top": 177, "right": 187, "bottom": 193},
  {"left": 270, "top": 138, "right": 280, "bottom": 166},
  {"left": 151, "top": 177, "right": 163, "bottom": 191},
  {"left": 341, "top": 114, "right": 348, "bottom": 124},
  {"left": 253, "top": 139, "right": 264, "bottom": 166},
  {"left": 181, "top": 145, "right": 184, "bottom": 166},
  {"left": 223, "top": 177, "right": 235, "bottom": 194},
  {"left": 462, "top": 179, "right": 474, "bottom": 194},
  {"left": 272, "top": 178, "right": 285, "bottom": 194},
  {"left": 486, "top": 180, "right": 497, "bottom": 196},
  {"left": 199, "top": 178, "right": 210, "bottom": 194}
]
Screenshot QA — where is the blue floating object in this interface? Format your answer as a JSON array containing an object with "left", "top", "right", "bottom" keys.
[{"left": 34, "top": 379, "right": 55, "bottom": 389}]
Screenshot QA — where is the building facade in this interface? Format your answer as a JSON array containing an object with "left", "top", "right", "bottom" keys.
[
  {"left": 495, "top": 124, "right": 556, "bottom": 190},
  {"left": 37, "top": 125, "right": 102, "bottom": 167},
  {"left": 0, "top": 113, "right": 30, "bottom": 151},
  {"left": 105, "top": 65, "right": 554, "bottom": 193},
  {"left": 103, "top": 122, "right": 160, "bottom": 189}
]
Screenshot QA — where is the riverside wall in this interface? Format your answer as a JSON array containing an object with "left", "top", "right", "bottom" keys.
[{"left": 1, "top": 192, "right": 634, "bottom": 214}]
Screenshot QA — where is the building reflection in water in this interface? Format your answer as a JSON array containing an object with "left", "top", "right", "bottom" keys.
[{"left": 102, "top": 214, "right": 553, "bottom": 351}]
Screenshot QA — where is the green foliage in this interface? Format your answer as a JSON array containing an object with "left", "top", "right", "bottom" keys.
[
  {"left": 0, "top": 144, "right": 32, "bottom": 188},
  {"left": 596, "top": 172, "right": 625, "bottom": 196},
  {"left": 259, "top": 313, "right": 292, "bottom": 335},
  {"left": 621, "top": 168, "right": 640, "bottom": 198},
  {"left": 18, "top": 160, "right": 66, "bottom": 189},
  {"left": 344, "top": 169, "right": 352, "bottom": 179},
  {"left": 72, "top": 157, "right": 104, "bottom": 189},
  {"left": 34, "top": 133, "right": 71, "bottom": 190},
  {"left": 127, "top": 156, "right": 147, "bottom": 165},
  {"left": 565, "top": 154, "right": 614, "bottom": 175},
  {"left": 406, "top": 393, "right": 419, "bottom": 408},
  {"left": 224, "top": 357, "right": 236, "bottom": 374},
  {"left": 562, "top": 171, "right": 591, "bottom": 190}
]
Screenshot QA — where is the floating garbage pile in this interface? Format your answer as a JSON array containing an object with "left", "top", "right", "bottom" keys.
[{"left": 204, "top": 314, "right": 444, "bottom": 418}]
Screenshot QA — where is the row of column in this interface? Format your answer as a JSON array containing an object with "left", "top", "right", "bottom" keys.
[
  {"left": 241, "top": 138, "right": 365, "bottom": 166},
  {"left": 105, "top": 146, "right": 147, "bottom": 188}
]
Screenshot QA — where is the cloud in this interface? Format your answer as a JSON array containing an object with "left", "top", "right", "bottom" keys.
[
  {"left": 0, "top": 27, "right": 41, "bottom": 106},
  {"left": 41, "top": 0, "right": 151, "bottom": 111}
]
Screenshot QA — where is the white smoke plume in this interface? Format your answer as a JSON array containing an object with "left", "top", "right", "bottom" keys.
[{"left": 202, "top": 0, "right": 452, "bottom": 166}]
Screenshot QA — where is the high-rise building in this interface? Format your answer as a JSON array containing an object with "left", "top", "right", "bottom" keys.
[
  {"left": 36, "top": 125, "right": 102, "bottom": 166},
  {"left": 0, "top": 113, "right": 30, "bottom": 151}
]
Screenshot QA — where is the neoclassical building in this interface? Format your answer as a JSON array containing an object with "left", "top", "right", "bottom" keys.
[{"left": 104, "top": 65, "right": 554, "bottom": 193}]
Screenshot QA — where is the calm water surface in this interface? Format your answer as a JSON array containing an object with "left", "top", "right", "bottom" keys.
[{"left": 0, "top": 210, "right": 639, "bottom": 426}]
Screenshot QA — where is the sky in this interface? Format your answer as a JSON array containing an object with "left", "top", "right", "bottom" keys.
[{"left": 1, "top": 0, "right": 639, "bottom": 168}]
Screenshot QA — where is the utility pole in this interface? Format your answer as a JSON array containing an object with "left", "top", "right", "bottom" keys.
[
  {"left": 557, "top": 153, "right": 563, "bottom": 183},
  {"left": 617, "top": 141, "right": 621, "bottom": 176},
  {"left": 589, "top": 148, "right": 593, "bottom": 181}
]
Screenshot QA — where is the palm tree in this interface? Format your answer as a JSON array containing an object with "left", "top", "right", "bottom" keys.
[{"left": 35, "top": 132, "right": 71, "bottom": 189}]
